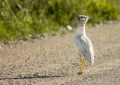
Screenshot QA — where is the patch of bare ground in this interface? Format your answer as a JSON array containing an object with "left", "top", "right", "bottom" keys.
[{"left": 0, "top": 21, "right": 120, "bottom": 85}]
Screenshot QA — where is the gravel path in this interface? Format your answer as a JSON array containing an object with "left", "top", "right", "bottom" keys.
[{"left": 0, "top": 21, "right": 120, "bottom": 85}]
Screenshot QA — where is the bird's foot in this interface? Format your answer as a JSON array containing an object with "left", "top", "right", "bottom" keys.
[{"left": 77, "top": 71, "right": 82, "bottom": 74}]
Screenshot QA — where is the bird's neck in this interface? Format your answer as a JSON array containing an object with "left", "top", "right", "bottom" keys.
[{"left": 76, "top": 24, "right": 86, "bottom": 35}]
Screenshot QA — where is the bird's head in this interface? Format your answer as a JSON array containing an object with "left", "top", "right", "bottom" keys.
[{"left": 76, "top": 15, "right": 89, "bottom": 25}]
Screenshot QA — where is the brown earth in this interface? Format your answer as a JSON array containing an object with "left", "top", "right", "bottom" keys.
[{"left": 0, "top": 21, "right": 120, "bottom": 85}]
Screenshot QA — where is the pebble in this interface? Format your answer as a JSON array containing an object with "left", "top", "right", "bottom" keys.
[
  {"left": 41, "top": 33, "right": 47, "bottom": 38},
  {"left": 92, "top": 24, "right": 100, "bottom": 28},
  {"left": 19, "top": 36, "right": 30, "bottom": 41},
  {"left": 31, "top": 34, "right": 40, "bottom": 39},
  {"left": 51, "top": 32, "right": 58, "bottom": 36},
  {"left": 66, "top": 25, "right": 72, "bottom": 31}
]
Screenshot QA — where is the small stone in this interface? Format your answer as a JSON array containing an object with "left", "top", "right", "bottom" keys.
[
  {"left": 105, "top": 20, "right": 114, "bottom": 24},
  {"left": 0, "top": 44, "right": 5, "bottom": 47},
  {"left": 4, "top": 41, "right": 12, "bottom": 45},
  {"left": 40, "top": 37, "right": 44, "bottom": 40},
  {"left": 19, "top": 36, "right": 30, "bottom": 41},
  {"left": 92, "top": 24, "right": 100, "bottom": 28},
  {"left": 66, "top": 25, "right": 72, "bottom": 31},
  {"left": 33, "top": 72, "right": 39, "bottom": 77},
  {"left": 17, "top": 74, "right": 22, "bottom": 78},
  {"left": 41, "top": 33, "right": 47, "bottom": 38},
  {"left": 28, "top": 34, "right": 32, "bottom": 37},
  {"left": 51, "top": 32, "right": 58, "bottom": 36},
  {"left": 31, "top": 34, "right": 40, "bottom": 39}
]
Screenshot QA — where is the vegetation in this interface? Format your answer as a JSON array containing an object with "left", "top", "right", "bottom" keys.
[{"left": 0, "top": 0, "right": 120, "bottom": 42}]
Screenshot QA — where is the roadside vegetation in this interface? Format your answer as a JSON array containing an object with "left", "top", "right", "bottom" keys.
[{"left": 0, "top": 0, "right": 120, "bottom": 42}]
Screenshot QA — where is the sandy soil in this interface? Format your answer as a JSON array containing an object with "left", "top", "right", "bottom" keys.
[{"left": 0, "top": 21, "right": 120, "bottom": 85}]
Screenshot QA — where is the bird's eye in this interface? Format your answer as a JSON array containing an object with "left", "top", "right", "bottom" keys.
[{"left": 81, "top": 16, "right": 83, "bottom": 18}]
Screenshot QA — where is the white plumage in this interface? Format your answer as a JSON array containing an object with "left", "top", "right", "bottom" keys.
[{"left": 74, "top": 15, "right": 94, "bottom": 74}]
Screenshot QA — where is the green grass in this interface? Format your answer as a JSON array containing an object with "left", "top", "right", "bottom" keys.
[{"left": 0, "top": 0, "right": 120, "bottom": 42}]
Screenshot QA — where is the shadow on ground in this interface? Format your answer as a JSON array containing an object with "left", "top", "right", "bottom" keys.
[{"left": 0, "top": 75, "right": 63, "bottom": 80}]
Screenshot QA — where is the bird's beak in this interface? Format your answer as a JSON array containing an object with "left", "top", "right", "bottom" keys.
[{"left": 75, "top": 16, "right": 80, "bottom": 20}]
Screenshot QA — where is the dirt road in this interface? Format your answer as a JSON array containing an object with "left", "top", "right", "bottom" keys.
[{"left": 0, "top": 21, "right": 120, "bottom": 85}]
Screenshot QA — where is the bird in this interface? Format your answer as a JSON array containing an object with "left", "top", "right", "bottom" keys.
[{"left": 74, "top": 15, "right": 94, "bottom": 74}]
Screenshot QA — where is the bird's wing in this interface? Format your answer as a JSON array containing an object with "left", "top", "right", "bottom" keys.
[{"left": 74, "top": 35, "right": 94, "bottom": 62}]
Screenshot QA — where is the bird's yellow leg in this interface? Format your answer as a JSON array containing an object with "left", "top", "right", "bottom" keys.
[{"left": 77, "top": 56, "right": 84, "bottom": 74}]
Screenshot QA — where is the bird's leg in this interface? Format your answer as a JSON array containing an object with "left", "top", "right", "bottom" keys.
[{"left": 77, "top": 56, "right": 84, "bottom": 74}]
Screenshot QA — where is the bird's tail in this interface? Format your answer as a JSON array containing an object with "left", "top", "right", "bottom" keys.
[
  {"left": 90, "top": 56, "right": 94, "bottom": 65},
  {"left": 90, "top": 61, "right": 94, "bottom": 65}
]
